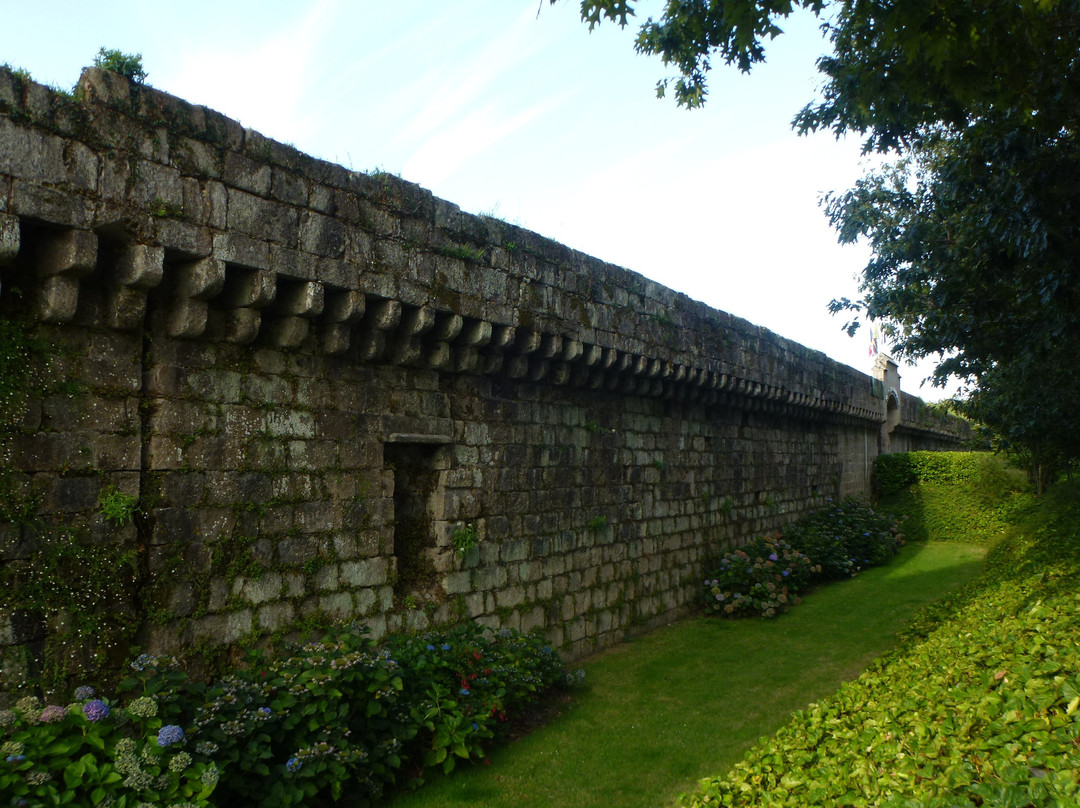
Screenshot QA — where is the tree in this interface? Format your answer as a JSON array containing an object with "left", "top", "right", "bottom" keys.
[
  {"left": 563, "top": 0, "right": 1080, "bottom": 476},
  {"left": 564, "top": 1, "right": 1080, "bottom": 148}
]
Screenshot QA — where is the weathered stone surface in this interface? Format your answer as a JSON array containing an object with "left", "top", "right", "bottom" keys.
[{"left": 0, "top": 67, "right": 967, "bottom": 694}]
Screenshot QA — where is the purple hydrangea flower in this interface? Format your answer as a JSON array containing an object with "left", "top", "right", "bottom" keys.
[
  {"left": 157, "top": 725, "right": 185, "bottom": 747},
  {"left": 83, "top": 700, "right": 109, "bottom": 722},
  {"left": 39, "top": 705, "right": 67, "bottom": 723}
]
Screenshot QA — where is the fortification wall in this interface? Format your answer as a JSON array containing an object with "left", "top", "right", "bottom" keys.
[{"left": 0, "top": 67, "right": 965, "bottom": 689}]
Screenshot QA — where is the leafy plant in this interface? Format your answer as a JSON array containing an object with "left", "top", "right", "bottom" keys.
[
  {"left": 784, "top": 497, "right": 904, "bottom": 579},
  {"left": 0, "top": 317, "right": 48, "bottom": 430},
  {"left": 0, "top": 687, "right": 218, "bottom": 806},
  {"left": 106, "top": 625, "right": 572, "bottom": 805},
  {"left": 92, "top": 47, "right": 147, "bottom": 83},
  {"left": 184, "top": 628, "right": 412, "bottom": 807},
  {"left": 98, "top": 486, "right": 138, "bottom": 527},
  {"left": 149, "top": 197, "right": 184, "bottom": 218},
  {"left": 0, "top": 526, "right": 140, "bottom": 694},
  {"left": 703, "top": 536, "right": 817, "bottom": 618},
  {"left": 1, "top": 63, "right": 32, "bottom": 83},
  {"left": 450, "top": 524, "right": 478, "bottom": 556},
  {"left": 391, "top": 624, "right": 569, "bottom": 779},
  {"left": 436, "top": 244, "right": 486, "bottom": 262}
]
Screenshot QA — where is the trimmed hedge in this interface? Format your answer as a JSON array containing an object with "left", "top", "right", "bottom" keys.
[
  {"left": 875, "top": 452, "right": 1033, "bottom": 544},
  {"left": 873, "top": 450, "right": 982, "bottom": 495}
]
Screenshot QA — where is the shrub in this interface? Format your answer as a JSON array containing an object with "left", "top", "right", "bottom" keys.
[
  {"left": 92, "top": 48, "right": 147, "bottom": 83},
  {"left": 703, "top": 536, "right": 817, "bottom": 618},
  {"left": 785, "top": 498, "right": 903, "bottom": 577},
  {"left": 875, "top": 451, "right": 1034, "bottom": 544},
  {"left": 390, "top": 623, "right": 568, "bottom": 778},
  {"left": 184, "top": 627, "right": 415, "bottom": 807},
  {"left": 82, "top": 624, "right": 573, "bottom": 805},
  {"left": 0, "top": 687, "right": 218, "bottom": 806}
]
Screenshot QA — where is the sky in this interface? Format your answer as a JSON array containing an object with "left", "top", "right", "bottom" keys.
[{"left": 0, "top": 0, "right": 958, "bottom": 400}]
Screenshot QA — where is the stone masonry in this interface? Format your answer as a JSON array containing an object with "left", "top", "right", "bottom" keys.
[{"left": 0, "top": 67, "right": 966, "bottom": 689}]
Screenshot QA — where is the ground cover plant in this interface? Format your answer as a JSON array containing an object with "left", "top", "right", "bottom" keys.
[
  {"left": 0, "top": 624, "right": 573, "bottom": 807},
  {"left": 680, "top": 468, "right": 1077, "bottom": 807}
]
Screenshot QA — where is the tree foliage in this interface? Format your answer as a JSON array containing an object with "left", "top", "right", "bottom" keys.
[{"left": 564, "top": 0, "right": 1080, "bottom": 477}]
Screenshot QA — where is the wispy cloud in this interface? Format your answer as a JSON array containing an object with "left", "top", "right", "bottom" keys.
[
  {"left": 403, "top": 91, "right": 571, "bottom": 186},
  {"left": 158, "top": 0, "right": 341, "bottom": 144}
]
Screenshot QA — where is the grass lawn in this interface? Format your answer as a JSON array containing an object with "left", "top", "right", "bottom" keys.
[{"left": 385, "top": 540, "right": 985, "bottom": 808}]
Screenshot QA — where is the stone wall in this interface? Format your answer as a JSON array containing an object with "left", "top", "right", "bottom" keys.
[{"left": 0, "top": 67, "right": 965, "bottom": 689}]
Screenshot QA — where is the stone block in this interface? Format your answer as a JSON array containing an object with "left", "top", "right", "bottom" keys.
[
  {"left": 319, "top": 591, "right": 355, "bottom": 619},
  {"left": 340, "top": 558, "right": 387, "bottom": 587},
  {"left": 257, "top": 602, "right": 294, "bottom": 632},
  {"left": 227, "top": 188, "right": 299, "bottom": 246}
]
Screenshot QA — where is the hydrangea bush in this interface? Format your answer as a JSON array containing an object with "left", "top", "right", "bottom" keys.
[
  {"left": 391, "top": 623, "right": 569, "bottom": 777},
  {"left": 705, "top": 499, "right": 905, "bottom": 618},
  {"left": 185, "top": 627, "right": 415, "bottom": 807},
  {"left": 0, "top": 687, "right": 217, "bottom": 807},
  {"left": 703, "top": 536, "right": 818, "bottom": 618},
  {"left": 24, "top": 624, "right": 577, "bottom": 807},
  {"left": 785, "top": 497, "right": 904, "bottom": 578}
]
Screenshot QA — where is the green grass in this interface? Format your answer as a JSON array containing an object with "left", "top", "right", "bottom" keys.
[{"left": 386, "top": 540, "right": 986, "bottom": 808}]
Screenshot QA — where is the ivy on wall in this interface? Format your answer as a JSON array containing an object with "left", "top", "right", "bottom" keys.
[{"left": 0, "top": 315, "right": 143, "bottom": 697}]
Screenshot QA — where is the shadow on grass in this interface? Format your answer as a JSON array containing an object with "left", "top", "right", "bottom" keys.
[{"left": 384, "top": 540, "right": 985, "bottom": 808}]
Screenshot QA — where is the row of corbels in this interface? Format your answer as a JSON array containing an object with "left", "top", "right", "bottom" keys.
[{"left": 3, "top": 223, "right": 883, "bottom": 425}]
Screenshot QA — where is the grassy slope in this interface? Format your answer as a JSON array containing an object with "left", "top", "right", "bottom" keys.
[
  {"left": 680, "top": 478, "right": 1080, "bottom": 807},
  {"left": 387, "top": 541, "right": 986, "bottom": 808}
]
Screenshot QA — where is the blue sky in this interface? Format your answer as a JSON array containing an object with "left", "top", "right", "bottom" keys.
[{"left": 0, "top": 0, "right": 956, "bottom": 399}]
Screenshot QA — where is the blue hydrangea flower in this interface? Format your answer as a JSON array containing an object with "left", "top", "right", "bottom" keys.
[
  {"left": 441, "top": 643, "right": 451, "bottom": 651},
  {"left": 74, "top": 686, "right": 95, "bottom": 701},
  {"left": 459, "top": 688, "right": 470, "bottom": 696},
  {"left": 157, "top": 725, "right": 185, "bottom": 747},
  {"left": 286, "top": 757, "right": 302, "bottom": 773},
  {"left": 426, "top": 644, "right": 436, "bottom": 651},
  {"left": 83, "top": 700, "right": 109, "bottom": 722},
  {"left": 129, "top": 654, "right": 156, "bottom": 672}
]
